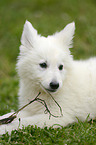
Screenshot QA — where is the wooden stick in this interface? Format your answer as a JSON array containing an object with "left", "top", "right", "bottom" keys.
[{"left": 0, "top": 92, "right": 41, "bottom": 125}]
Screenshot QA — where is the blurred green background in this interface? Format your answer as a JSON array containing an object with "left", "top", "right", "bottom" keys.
[{"left": 0, "top": 0, "right": 96, "bottom": 115}]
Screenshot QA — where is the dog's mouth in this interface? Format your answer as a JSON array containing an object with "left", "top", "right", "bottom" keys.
[
  {"left": 46, "top": 88, "right": 57, "bottom": 93},
  {"left": 39, "top": 83, "right": 58, "bottom": 93}
]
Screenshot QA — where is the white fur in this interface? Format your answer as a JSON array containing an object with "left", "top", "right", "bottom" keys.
[{"left": 0, "top": 21, "right": 96, "bottom": 135}]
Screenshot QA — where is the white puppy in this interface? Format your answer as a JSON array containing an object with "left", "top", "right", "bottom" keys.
[{"left": 0, "top": 21, "right": 96, "bottom": 135}]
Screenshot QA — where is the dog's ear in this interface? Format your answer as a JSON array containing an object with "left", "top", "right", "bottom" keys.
[
  {"left": 54, "top": 22, "right": 75, "bottom": 48},
  {"left": 21, "top": 20, "right": 37, "bottom": 49}
]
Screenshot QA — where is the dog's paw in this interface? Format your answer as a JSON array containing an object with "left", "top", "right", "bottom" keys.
[{"left": 0, "top": 119, "right": 20, "bottom": 135}]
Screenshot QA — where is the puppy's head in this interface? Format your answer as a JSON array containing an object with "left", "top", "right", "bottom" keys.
[{"left": 17, "top": 21, "right": 75, "bottom": 93}]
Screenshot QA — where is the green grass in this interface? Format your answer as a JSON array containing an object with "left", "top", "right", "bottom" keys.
[
  {"left": 0, "top": 0, "right": 96, "bottom": 144},
  {"left": 0, "top": 120, "right": 96, "bottom": 144}
]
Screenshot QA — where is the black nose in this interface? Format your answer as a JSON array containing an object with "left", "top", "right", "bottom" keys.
[{"left": 50, "top": 82, "right": 59, "bottom": 90}]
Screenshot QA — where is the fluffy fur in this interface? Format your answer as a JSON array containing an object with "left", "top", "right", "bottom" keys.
[{"left": 0, "top": 21, "right": 96, "bottom": 135}]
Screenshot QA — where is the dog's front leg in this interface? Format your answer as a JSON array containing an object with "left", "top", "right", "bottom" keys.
[{"left": 0, "top": 113, "right": 75, "bottom": 135}]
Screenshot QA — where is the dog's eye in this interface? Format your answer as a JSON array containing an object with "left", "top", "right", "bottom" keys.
[
  {"left": 39, "top": 62, "right": 47, "bottom": 68},
  {"left": 58, "top": 65, "right": 63, "bottom": 71}
]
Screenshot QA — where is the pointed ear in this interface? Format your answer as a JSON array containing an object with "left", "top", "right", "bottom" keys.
[
  {"left": 21, "top": 20, "right": 37, "bottom": 49},
  {"left": 54, "top": 22, "right": 75, "bottom": 48}
]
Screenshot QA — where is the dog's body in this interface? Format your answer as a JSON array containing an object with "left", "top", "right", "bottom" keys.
[{"left": 0, "top": 21, "right": 96, "bottom": 135}]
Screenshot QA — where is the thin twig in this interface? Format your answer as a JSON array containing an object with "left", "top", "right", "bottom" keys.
[
  {"left": 0, "top": 92, "right": 41, "bottom": 125},
  {"left": 40, "top": 83, "right": 63, "bottom": 118},
  {"left": 9, "top": 92, "right": 41, "bottom": 117},
  {"left": 45, "top": 90, "right": 63, "bottom": 118},
  {"left": 0, "top": 90, "right": 63, "bottom": 125}
]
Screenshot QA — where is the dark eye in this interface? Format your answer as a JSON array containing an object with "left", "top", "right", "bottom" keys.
[
  {"left": 58, "top": 65, "right": 63, "bottom": 70},
  {"left": 39, "top": 62, "right": 47, "bottom": 68}
]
